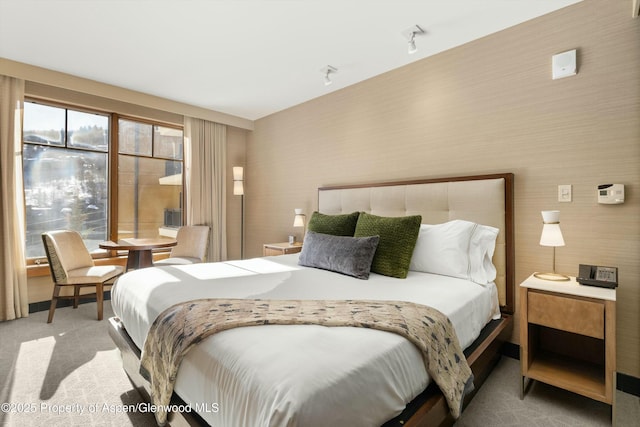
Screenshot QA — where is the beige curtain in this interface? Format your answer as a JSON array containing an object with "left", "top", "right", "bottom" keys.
[
  {"left": 184, "top": 117, "right": 227, "bottom": 262},
  {"left": 0, "top": 75, "right": 28, "bottom": 321}
]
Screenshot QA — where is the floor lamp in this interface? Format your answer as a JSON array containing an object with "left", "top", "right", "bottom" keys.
[{"left": 233, "top": 166, "right": 244, "bottom": 259}]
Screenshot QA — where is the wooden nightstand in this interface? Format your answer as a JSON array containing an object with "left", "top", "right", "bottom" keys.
[
  {"left": 263, "top": 242, "right": 303, "bottom": 256},
  {"left": 520, "top": 274, "right": 616, "bottom": 405}
]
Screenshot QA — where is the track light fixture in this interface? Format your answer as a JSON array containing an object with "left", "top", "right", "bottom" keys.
[
  {"left": 321, "top": 65, "right": 337, "bottom": 86},
  {"left": 403, "top": 25, "right": 424, "bottom": 54}
]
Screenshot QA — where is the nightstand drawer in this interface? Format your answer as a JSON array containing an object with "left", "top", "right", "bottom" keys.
[{"left": 528, "top": 291, "right": 604, "bottom": 339}]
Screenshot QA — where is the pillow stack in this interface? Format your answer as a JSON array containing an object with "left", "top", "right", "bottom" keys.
[
  {"left": 300, "top": 211, "right": 422, "bottom": 279},
  {"left": 299, "top": 211, "right": 498, "bottom": 284}
]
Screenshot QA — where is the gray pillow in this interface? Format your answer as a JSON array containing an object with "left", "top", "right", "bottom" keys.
[{"left": 298, "top": 231, "right": 379, "bottom": 279}]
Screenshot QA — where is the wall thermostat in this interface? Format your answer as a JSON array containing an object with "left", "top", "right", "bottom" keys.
[{"left": 597, "top": 184, "right": 624, "bottom": 204}]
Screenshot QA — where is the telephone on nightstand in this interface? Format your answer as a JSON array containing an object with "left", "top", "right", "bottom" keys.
[{"left": 577, "top": 264, "right": 618, "bottom": 289}]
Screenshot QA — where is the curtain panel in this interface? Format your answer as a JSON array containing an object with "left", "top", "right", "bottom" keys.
[
  {"left": 184, "top": 117, "right": 227, "bottom": 262},
  {"left": 0, "top": 75, "right": 28, "bottom": 321}
]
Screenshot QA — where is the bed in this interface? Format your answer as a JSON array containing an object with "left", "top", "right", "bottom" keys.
[{"left": 108, "top": 173, "right": 515, "bottom": 427}]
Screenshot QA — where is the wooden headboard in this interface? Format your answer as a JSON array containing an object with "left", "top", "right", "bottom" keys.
[{"left": 318, "top": 173, "right": 515, "bottom": 314}]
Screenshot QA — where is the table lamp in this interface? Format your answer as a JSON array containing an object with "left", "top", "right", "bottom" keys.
[
  {"left": 292, "top": 208, "right": 306, "bottom": 245},
  {"left": 534, "top": 210, "right": 570, "bottom": 281}
]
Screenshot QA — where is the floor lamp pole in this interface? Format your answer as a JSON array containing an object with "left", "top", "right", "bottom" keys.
[
  {"left": 240, "top": 194, "right": 244, "bottom": 259},
  {"left": 233, "top": 166, "right": 245, "bottom": 260}
]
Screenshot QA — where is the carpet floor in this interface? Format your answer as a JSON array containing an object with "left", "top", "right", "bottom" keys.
[{"left": 0, "top": 301, "right": 637, "bottom": 426}]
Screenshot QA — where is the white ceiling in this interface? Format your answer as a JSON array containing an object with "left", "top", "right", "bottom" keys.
[{"left": 0, "top": 0, "right": 581, "bottom": 121}]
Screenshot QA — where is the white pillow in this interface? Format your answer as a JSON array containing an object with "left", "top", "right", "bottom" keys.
[{"left": 409, "top": 220, "right": 499, "bottom": 284}]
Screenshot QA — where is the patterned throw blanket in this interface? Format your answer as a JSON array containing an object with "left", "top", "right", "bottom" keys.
[{"left": 139, "top": 299, "right": 474, "bottom": 426}]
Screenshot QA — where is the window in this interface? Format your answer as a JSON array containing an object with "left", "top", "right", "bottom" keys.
[
  {"left": 22, "top": 101, "right": 184, "bottom": 260},
  {"left": 117, "top": 119, "right": 183, "bottom": 240},
  {"left": 23, "top": 102, "right": 109, "bottom": 258}
]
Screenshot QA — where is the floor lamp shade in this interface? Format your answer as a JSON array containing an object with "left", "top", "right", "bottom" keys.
[
  {"left": 233, "top": 167, "right": 244, "bottom": 195},
  {"left": 233, "top": 180, "right": 244, "bottom": 196}
]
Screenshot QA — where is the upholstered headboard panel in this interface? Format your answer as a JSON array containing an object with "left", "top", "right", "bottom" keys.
[{"left": 318, "top": 173, "right": 515, "bottom": 314}]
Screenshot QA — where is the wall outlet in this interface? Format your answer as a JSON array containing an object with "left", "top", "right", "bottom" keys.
[{"left": 558, "top": 184, "right": 572, "bottom": 202}]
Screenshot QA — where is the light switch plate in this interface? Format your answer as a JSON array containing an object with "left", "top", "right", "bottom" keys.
[{"left": 558, "top": 184, "right": 572, "bottom": 202}]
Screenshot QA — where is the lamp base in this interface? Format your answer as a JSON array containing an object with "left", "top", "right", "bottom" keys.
[{"left": 533, "top": 272, "right": 570, "bottom": 282}]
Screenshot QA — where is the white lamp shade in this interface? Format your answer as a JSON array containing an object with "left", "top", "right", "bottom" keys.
[
  {"left": 539, "top": 210, "right": 564, "bottom": 247},
  {"left": 233, "top": 180, "right": 244, "bottom": 196},
  {"left": 232, "top": 166, "right": 243, "bottom": 181},
  {"left": 540, "top": 223, "right": 565, "bottom": 247},
  {"left": 293, "top": 208, "right": 306, "bottom": 227},
  {"left": 232, "top": 166, "right": 244, "bottom": 195},
  {"left": 541, "top": 210, "right": 560, "bottom": 223}
]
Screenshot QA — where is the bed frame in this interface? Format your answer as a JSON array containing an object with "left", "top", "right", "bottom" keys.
[{"left": 109, "top": 172, "right": 515, "bottom": 427}]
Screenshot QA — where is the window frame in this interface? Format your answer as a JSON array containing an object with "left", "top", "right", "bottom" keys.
[
  {"left": 23, "top": 98, "right": 185, "bottom": 267},
  {"left": 110, "top": 115, "right": 185, "bottom": 244}
]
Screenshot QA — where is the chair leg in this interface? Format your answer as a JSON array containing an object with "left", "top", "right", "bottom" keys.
[
  {"left": 47, "top": 285, "right": 61, "bottom": 323},
  {"left": 73, "top": 286, "right": 80, "bottom": 308},
  {"left": 96, "top": 282, "right": 104, "bottom": 321}
]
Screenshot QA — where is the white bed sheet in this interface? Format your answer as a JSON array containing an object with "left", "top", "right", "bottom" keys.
[{"left": 111, "top": 254, "right": 500, "bottom": 427}]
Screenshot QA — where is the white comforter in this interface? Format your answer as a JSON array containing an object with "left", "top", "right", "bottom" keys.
[{"left": 111, "top": 254, "right": 500, "bottom": 427}]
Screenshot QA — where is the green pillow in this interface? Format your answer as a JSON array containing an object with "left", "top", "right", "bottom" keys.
[
  {"left": 307, "top": 211, "right": 360, "bottom": 236},
  {"left": 354, "top": 213, "right": 422, "bottom": 279}
]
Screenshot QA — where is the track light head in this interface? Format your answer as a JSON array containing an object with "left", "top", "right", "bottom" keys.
[
  {"left": 321, "top": 65, "right": 337, "bottom": 86},
  {"left": 402, "top": 25, "right": 424, "bottom": 54},
  {"left": 408, "top": 36, "right": 417, "bottom": 54}
]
